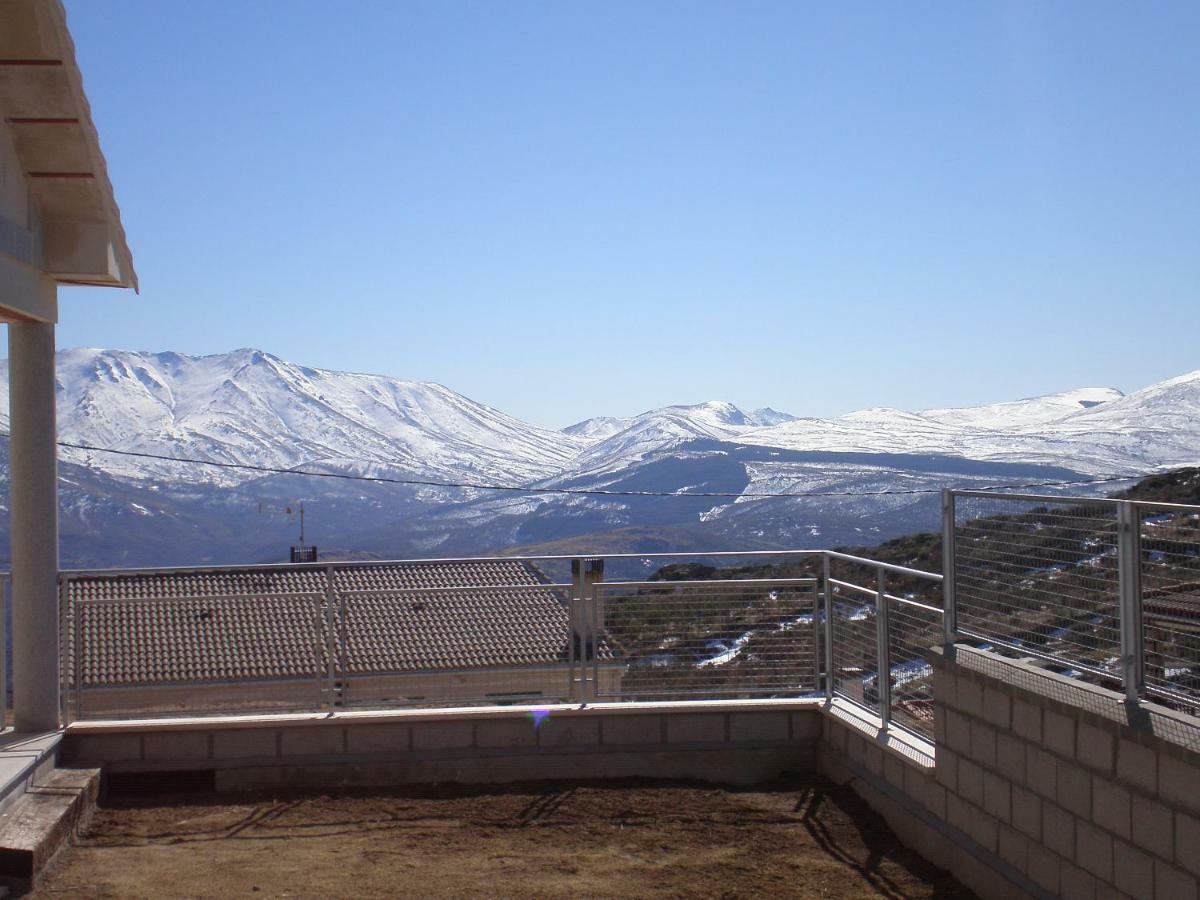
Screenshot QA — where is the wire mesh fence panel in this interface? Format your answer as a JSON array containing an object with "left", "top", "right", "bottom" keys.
[
  {"left": 887, "top": 595, "right": 942, "bottom": 738},
  {"left": 1137, "top": 503, "right": 1200, "bottom": 710},
  {"left": 595, "top": 579, "right": 819, "bottom": 701},
  {"left": 70, "top": 592, "right": 327, "bottom": 720},
  {"left": 952, "top": 494, "right": 1122, "bottom": 682},
  {"left": 829, "top": 575, "right": 880, "bottom": 715},
  {"left": 336, "top": 585, "right": 574, "bottom": 709}
]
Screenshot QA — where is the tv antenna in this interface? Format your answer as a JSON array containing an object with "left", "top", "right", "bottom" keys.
[{"left": 257, "top": 500, "right": 317, "bottom": 563}]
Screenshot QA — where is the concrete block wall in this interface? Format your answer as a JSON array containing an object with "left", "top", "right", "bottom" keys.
[
  {"left": 62, "top": 702, "right": 823, "bottom": 793},
  {"left": 818, "top": 646, "right": 1200, "bottom": 900}
]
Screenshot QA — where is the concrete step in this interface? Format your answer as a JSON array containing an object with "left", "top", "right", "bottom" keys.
[
  {"left": 0, "top": 733, "right": 62, "bottom": 820},
  {"left": 0, "top": 765, "right": 100, "bottom": 889}
]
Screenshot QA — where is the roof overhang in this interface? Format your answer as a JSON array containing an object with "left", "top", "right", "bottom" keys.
[{"left": 0, "top": 0, "right": 137, "bottom": 292}]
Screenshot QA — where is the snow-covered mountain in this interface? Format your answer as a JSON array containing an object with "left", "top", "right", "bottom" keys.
[
  {"left": 0, "top": 347, "right": 1197, "bottom": 568},
  {"left": 0, "top": 348, "right": 583, "bottom": 487},
  {"left": 564, "top": 403, "right": 795, "bottom": 451}
]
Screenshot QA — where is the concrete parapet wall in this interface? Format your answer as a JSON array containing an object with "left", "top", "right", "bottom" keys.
[
  {"left": 62, "top": 701, "right": 822, "bottom": 792},
  {"left": 818, "top": 647, "right": 1200, "bottom": 900}
]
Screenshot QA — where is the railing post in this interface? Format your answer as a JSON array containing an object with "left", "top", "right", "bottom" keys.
[
  {"left": 875, "top": 565, "right": 891, "bottom": 728},
  {"left": 73, "top": 579, "right": 83, "bottom": 723},
  {"left": 58, "top": 575, "right": 69, "bottom": 727},
  {"left": 1117, "top": 502, "right": 1145, "bottom": 705},
  {"left": 823, "top": 553, "right": 834, "bottom": 703},
  {"left": 0, "top": 573, "right": 7, "bottom": 730},
  {"left": 325, "top": 564, "right": 338, "bottom": 712},
  {"left": 566, "top": 557, "right": 605, "bottom": 702},
  {"left": 941, "top": 489, "right": 957, "bottom": 648}
]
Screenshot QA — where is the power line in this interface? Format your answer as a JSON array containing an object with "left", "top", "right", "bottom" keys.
[{"left": 22, "top": 435, "right": 1147, "bottom": 499}]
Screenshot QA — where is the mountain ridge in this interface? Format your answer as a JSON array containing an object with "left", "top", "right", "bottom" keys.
[{"left": 1, "top": 348, "right": 1197, "bottom": 568}]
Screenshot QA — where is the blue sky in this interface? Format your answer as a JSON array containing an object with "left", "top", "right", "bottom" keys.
[{"left": 58, "top": 1, "right": 1199, "bottom": 428}]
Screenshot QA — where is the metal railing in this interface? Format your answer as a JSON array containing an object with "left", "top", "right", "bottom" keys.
[
  {"left": 25, "top": 487, "right": 1196, "bottom": 739},
  {"left": 1, "top": 571, "right": 8, "bottom": 730},
  {"left": 944, "top": 490, "right": 1200, "bottom": 712},
  {"left": 53, "top": 549, "right": 945, "bottom": 741},
  {"left": 822, "top": 552, "right": 944, "bottom": 738}
]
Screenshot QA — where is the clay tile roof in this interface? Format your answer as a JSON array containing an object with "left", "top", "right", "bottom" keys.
[{"left": 68, "top": 560, "right": 612, "bottom": 687}]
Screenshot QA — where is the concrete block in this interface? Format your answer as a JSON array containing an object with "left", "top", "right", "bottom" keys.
[
  {"left": 864, "top": 743, "right": 884, "bottom": 778},
  {"left": 927, "top": 782, "right": 948, "bottom": 820},
  {"left": 823, "top": 717, "right": 846, "bottom": 750},
  {"left": 846, "top": 732, "right": 867, "bottom": 765},
  {"left": 411, "top": 720, "right": 474, "bottom": 751},
  {"left": 933, "top": 665, "right": 956, "bottom": 709},
  {"left": 1077, "top": 820, "right": 1115, "bottom": 881},
  {"left": 1043, "top": 802, "right": 1076, "bottom": 860},
  {"left": 791, "top": 711, "right": 821, "bottom": 740},
  {"left": 996, "top": 732, "right": 1026, "bottom": 783},
  {"left": 945, "top": 707, "right": 972, "bottom": 756},
  {"left": 1012, "top": 785, "right": 1042, "bottom": 840},
  {"left": 982, "top": 685, "right": 1012, "bottom": 729},
  {"left": 1012, "top": 697, "right": 1042, "bottom": 743},
  {"left": 1162, "top": 755, "right": 1200, "bottom": 816},
  {"left": 213, "top": 728, "right": 277, "bottom": 760},
  {"left": 1092, "top": 777, "right": 1132, "bottom": 840},
  {"left": 1179, "top": 814, "right": 1200, "bottom": 877},
  {"left": 69, "top": 732, "right": 142, "bottom": 764},
  {"left": 970, "top": 720, "right": 998, "bottom": 769},
  {"left": 143, "top": 730, "right": 209, "bottom": 762},
  {"left": 1045, "top": 709, "right": 1077, "bottom": 759},
  {"left": 281, "top": 726, "right": 343, "bottom": 757},
  {"left": 935, "top": 747, "right": 959, "bottom": 792},
  {"left": 1028, "top": 745, "right": 1058, "bottom": 799},
  {"left": 956, "top": 676, "right": 984, "bottom": 719},
  {"left": 1155, "top": 861, "right": 1199, "bottom": 900},
  {"left": 959, "top": 757, "right": 985, "bottom": 806},
  {"left": 966, "top": 805, "right": 1000, "bottom": 854},
  {"left": 1117, "top": 738, "right": 1157, "bottom": 795},
  {"left": 946, "top": 791, "right": 973, "bottom": 835},
  {"left": 1058, "top": 758, "right": 1093, "bottom": 818},
  {"left": 1077, "top": 721, "right": 1114, "bottom": 774},
  {"left": 1114, "top": 840, "right": 1155, "bottom": 898},
  {"left": 665, "top": 713, "right": 725, "bottom": 744},
  {"left": 1060, "top": 862, "right": 1099, "bottom": 900},
  {"left": 1132, "top": 793, "right": 1174, "bottom": 856},
  {"left": 475, "top": 718, "right": 538, "bottom": 749},
  {"left": 536, "top": 716, "right": 601, "bottom": 748},
  {"left": 1027, "top": 841, "right": 1061, "bottom": 896},
  {"left": 601, "top": 714, "right": 663, "bottom": 746},
  {"left": 345, "top": 723, "right": 410, "bottom": 755},
  {"left": 883, "top": 752, "right": 906, "bottom": 790},
  {"left": 983, "top": 769, "right": 1012, "bottom": 821},
  {"left": 998, "top": 824, "right": 1029, "bottom": 875},
  {"left": 729, "top": 711, "right": 789, "bottom": 743}
]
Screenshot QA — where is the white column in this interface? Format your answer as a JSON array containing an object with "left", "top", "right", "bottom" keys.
[{"left": 8, "top": 320, "right": 60, "bottom": 732}]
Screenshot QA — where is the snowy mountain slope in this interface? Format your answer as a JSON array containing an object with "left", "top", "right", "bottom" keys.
[
  {"left": 564, "top": 401, "right": 800, "bottom": 477},
  {"left": 0, "top": 349, "right": 585, "bottom": 487},
  {"left": 1, "top": 346, "right": 1197, "bottom": 568},
  {"left": 1029, "top": 370, "right": 1200, "bottom": 470},
  {"left": 741, "top": 376, "right": 1198, "bottom": 475},
  {"left": 921, "top": 387, "right": 1122, "bottom": 430}
]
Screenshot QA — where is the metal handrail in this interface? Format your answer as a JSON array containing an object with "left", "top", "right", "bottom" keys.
[
  {"left": 944, "top": 488, "right": 1200, "bottom": 712},
  {"left": 57, "top": 548, "right": 827, "bottom": 579}
]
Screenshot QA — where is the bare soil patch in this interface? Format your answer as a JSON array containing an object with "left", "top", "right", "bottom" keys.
[{"left": 34, "top": 776, "right": 973, "bottom": 899}]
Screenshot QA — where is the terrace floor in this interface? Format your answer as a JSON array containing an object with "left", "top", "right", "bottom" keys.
[{"left": 32, "top": 776, "right": 972, "bottom": 899}]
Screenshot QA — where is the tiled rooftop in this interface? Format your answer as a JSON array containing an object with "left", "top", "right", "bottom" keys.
[{"left": 68, "top": 561, "right": 610, "bottom": 687}]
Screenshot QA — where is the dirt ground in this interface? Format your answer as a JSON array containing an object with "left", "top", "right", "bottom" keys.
[{"left": 34, "top": 776, "right": 974, "bottom": 899}]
